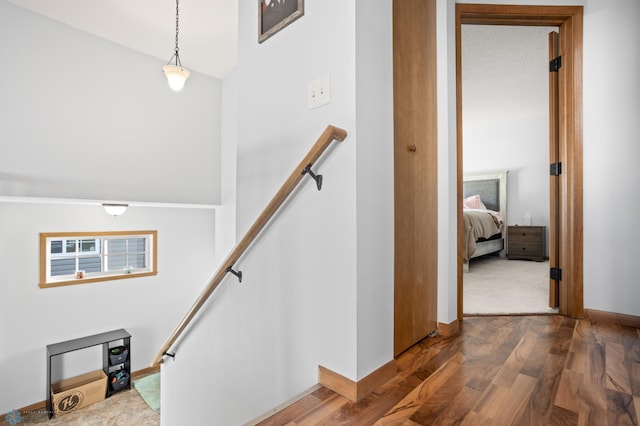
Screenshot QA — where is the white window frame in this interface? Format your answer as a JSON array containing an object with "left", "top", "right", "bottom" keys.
[{"left": 40, "top": 231, "right": 157, "bottom": 288}]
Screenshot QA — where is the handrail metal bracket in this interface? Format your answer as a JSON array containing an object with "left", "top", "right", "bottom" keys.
[
  {"left": 226, "top": 267, "right": 243, "bottom": 283},
  {"left": 302, "top": 164, "right": 323, "bottom": 191},
  {"left": 163, "top": 351, "right": 176, "bottom": 361}
]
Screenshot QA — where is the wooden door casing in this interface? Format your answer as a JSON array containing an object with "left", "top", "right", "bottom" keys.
[{"left": 456, "top": 4, "right": 584, "bottom": 319}]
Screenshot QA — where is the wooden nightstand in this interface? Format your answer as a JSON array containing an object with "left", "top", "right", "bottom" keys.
[{"left": 507, "top": 225, "right": 546, "bottom": 261}]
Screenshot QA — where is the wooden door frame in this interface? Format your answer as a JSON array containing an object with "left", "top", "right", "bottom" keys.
[{"left": 456, "top": 4, "right": 584, "bottom": 319}]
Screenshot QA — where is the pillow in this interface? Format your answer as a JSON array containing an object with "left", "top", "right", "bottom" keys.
[{"left": 463, "top": 194, "right": 485, "bottom": 210}]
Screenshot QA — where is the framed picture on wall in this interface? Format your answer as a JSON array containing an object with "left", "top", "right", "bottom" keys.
[{"left": 258, "top": 0, "right": 304, "bottom": 43}]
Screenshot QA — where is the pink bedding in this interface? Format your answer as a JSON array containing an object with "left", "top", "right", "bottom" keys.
[{"left": 463, "top": 209, "right": 504, "bottom": 262}]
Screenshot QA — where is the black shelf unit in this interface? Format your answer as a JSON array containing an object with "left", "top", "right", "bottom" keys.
[{"left": 46, "top": 329, "right": 131, "bottom": 418}]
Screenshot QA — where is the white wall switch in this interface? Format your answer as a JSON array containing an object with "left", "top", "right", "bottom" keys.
[{"left": 307, "top": 74, "right": 330, "bottom": 109}]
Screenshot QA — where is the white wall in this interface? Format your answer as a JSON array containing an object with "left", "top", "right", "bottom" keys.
[
  {"left": 354, "top": 0, "right": 394, "bottom": 380},
  {"left": 0, "top": 0, "right": 222, "bottom": 205},
  {"left": 462, "top": 25, "right": 553, "bottom": 252},
  {"left": 582, "top": 0, "right": 640, "bottom": 316},
  {"left": 235, "top": 0, "right": 359, "bottom": 386},
  {"left": 162, "top": 1, "right": 395, "bottom": 424},
  {"left": 437, "top": 0, "right": 459, "bottom": 325},
  {"left": 0, "top": 201, "right": 216, "bottom": 413},
  {"left": 0, "top": 0, "right": 227, "bottom": 414}
]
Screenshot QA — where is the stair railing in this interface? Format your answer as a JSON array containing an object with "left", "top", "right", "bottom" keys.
[{"left": 151, "top": 125, "right": 348, "bottom": 365}]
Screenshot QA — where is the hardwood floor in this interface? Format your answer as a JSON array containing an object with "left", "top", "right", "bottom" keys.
[{"left": 257, "top": 315, "right": 640, "bottom": 425}]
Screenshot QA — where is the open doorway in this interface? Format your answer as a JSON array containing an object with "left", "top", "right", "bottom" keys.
[
  {"left": 460, "top": 25, "right": 559, "bottom": 315},
  {"left": 455, "top": 4, "right": 584, "bottom": 320}
]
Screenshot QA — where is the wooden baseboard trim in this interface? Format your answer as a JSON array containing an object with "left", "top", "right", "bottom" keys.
[
  {"left": 0, "top": 365, "right": 160, "bottom": 423},
  {"left": 585, "top": 309, "right": 640, "bottom": 329},
  {"left": 245, "top": 384, "right": 322, "bottom": 425},
  {"left": 131, "top": 365, "right": 160, "bottom": 380},
  {"left": 0, "top": 400, "right": 47, "bottom": 423},
  {"left": 438, "top": 319, "right": 460, "bottom": 337},
  {"left": 318, "top": 359, "right": 397, "bottom": 402}
]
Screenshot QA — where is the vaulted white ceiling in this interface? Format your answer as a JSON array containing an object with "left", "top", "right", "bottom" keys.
[{"left": 6, "top": 0, "right": 238, "bottom": 79}]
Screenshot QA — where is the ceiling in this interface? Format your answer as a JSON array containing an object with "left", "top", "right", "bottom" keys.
[{"left": 6, "top": 0, "right": 238, "bottom": 79}]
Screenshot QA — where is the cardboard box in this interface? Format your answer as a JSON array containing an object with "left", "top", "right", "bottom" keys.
[{"left": 51, "top": 370, "right": 107, "bottom": 416}]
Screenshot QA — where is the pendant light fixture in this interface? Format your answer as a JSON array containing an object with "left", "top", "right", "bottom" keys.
[{"left": 163, "top": 0, "right": 190, "bottom": 91}]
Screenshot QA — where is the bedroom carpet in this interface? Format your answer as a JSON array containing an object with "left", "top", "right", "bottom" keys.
[{"left": 463, "top": 256, "right": 558, "bottom": 315}]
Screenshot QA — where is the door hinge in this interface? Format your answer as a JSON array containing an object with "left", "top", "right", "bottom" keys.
[
  {"left": 550, "top": 267, "right": 562, "bottom": 281},
  {"left": 550, "top": 56, "right": 562, "bottom": 72},
  {"left": 550, "top": 162, "right": 562, "bottom": 176}
]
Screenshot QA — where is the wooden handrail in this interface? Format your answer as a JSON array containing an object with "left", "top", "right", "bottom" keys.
[{"left": 151, "top": 125, "right": 348, "bottom": 366}]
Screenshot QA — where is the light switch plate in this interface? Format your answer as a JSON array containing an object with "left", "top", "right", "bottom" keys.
[{"left": 307, "top": 75, "right": 330, "bottom": 109}]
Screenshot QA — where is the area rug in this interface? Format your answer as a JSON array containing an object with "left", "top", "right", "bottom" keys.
[
  {"left": 134, "top": 373, "right": 160, "bottom": 411},
  {"left": 464, "top": 256, "right": 558, "bottom": 315}
]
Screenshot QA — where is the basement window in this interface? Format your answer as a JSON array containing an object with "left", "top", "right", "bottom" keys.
[{"left": 40, "top": 231, "right": 157, "bottom": 288}]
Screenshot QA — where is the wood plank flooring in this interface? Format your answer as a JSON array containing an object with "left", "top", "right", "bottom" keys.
[{"left": 257, "top": 315, "right": 640, "bottom": 425}]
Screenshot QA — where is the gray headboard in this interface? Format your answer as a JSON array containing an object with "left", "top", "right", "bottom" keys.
[{"left": 463, "top": 171, "right": 508, "bottom": 222}]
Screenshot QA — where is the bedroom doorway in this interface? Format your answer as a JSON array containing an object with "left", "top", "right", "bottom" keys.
[
  {"left": 460, "top": 25, "right": 556, "bottom": 316},
  {"left": 456, "top": 4, "right": 584, "bottom": 320}
]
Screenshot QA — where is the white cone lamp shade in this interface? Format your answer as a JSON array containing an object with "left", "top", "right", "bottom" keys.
[{"left": 163, "top": 65, "right": 190, "bottom": 91}]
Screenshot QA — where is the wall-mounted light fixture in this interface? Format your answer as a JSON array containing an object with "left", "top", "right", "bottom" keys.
[
  {"left": 102, "top": 203, "right": 128, "bottom": 217},
  {"left": 162, "top": 0, "right": 190, "bottom": 91}
]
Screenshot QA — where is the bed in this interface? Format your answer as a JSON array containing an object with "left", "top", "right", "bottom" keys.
[{"left": 463, "top": 171, "right": 508, "bottom": 271}]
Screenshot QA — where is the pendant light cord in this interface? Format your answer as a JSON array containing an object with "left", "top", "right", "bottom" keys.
[
  {"left": 168, "top": 0, "right": 182, "bottom": 67},
  {"left": 174, "top": 0, "right": 180, "bottom": 55}
]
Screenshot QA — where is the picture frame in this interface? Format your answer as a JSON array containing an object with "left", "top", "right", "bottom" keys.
[{"left": 258, "top": 0, "right": 304, "bottom": 43}]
